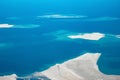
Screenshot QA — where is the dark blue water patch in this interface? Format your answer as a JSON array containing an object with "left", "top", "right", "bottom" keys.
[
  {"left": 34, "top": 19, "right": 120, "bottom": 35},
  {"left": 1, "top": 17, "right": 120, "bottom": 35},
  {"left": 98, "top": 56, "right": 120, "bottom": 75},
  {"left": 0, "top": 0, "right": 120, "bottom": 17},
  {"left": 97, "top": 38, "right": 120, "bottom": 75},
  {"left": 0, "top": 40, "right": 87, "bottom": 76}
]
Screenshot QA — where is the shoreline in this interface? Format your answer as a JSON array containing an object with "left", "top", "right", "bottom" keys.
[{"left": 0, "top": 53, "right": 120, "bottom": 80}]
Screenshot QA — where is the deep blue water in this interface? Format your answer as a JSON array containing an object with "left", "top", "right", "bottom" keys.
[{"left": 0, "top": 0, "right": 120, "bottom": 76}]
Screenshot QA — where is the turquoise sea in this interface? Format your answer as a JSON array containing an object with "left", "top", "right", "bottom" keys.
[{"left": 0, "top": 0, "right": 120, "bottom": 76}]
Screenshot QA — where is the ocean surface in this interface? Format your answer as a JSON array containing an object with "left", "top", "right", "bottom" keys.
[{"left": 0, "top": 0, "right": 120, "bottom": 76}]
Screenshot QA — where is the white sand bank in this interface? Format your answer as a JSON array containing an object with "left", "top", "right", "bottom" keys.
[
  {"left": 68, "top": 33, "right": 105, "bottom": 40},
  {"left": 0, "top": 74, "right": 17, "bottom": 80},
  {"left": 0, "top": 24, "right": 14, "bottom": 28}
]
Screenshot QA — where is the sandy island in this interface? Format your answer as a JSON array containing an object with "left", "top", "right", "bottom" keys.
[{"left": 67, "top": 33, "right": 105, "bottom": 40}]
